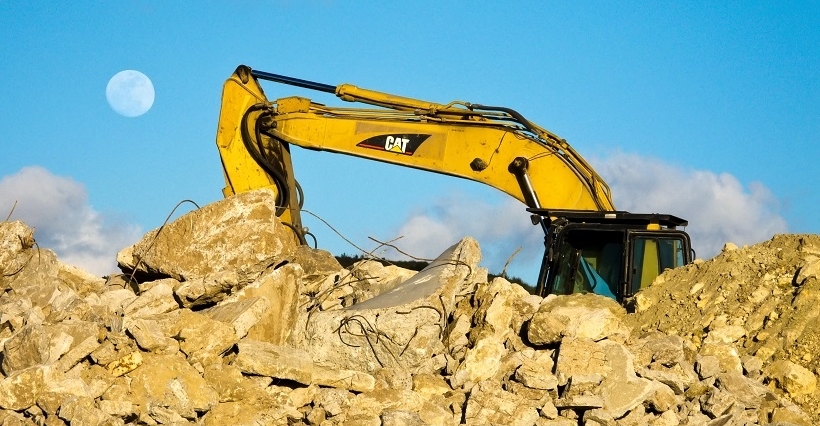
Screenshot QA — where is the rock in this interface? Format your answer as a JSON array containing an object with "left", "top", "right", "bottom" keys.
[
  {"left": 450, "top": 328, "right": 507, "bottom": 389},
  {"left": 464, "top": 380, "right": 540, "bottom": 426},
  {"left": 582, "top": 409, "right": 614, "bottom": 426},
  {"left": 233, "top": 340, "right": 313, "bottom": 385},
  {"left": 201, "top": 404, "right": 291, "bottom": 425},
  {"left": 555, "top": 337, "right": 609, "bottom": 386},
  {"left": 122, "top": 279, "right": 179, "bottom": 318},
  {"left": 203, "top": 296, "right": 270, "bottom": 339},
  {"left": 412, "top": 373, "right": 451, "bottom": 399},
  {"left": 98, "top": 287, "right": 138, "bottom": 315},
  {"left": 653, "top": 410, "right": 682, "bottom": 426},
  {"left": 171, "top": 309, "right": 238, "bottom": 366},
  {"left": 562, "top": 373, "right": 602, "bottom": 399},
  {"left": 381, "top": 410, "right": 426, "bottom": 426},
  {"left": 702, "top": 388, "right": 737, "bottom": 418},
  {"left": 1, "top": 320, "right": 102, "bottom": 375},
  {"left": 98, "top": 399, "right": 134, "bottom": 418},
  {"left": 695, "top": 355, "right": 721, "bottom": 379},
  {"left": 124, "top": 317, "right": 179, "bottom": 353},
  {"left": 116, "top": 188, "right": 297, "bottom": 283},
  {"left": 173, "top": 270, "right": 240, "bottom": 308},
  {"left": 770, "top": 404, "right": 813, "bottom": 426},
  {"left": 628, "top": 332, "right": 689, "bottom": 369},
  {"left": 0, "top": 221, "right": 36, "bottom": 289},
  {"left": 78, "top": 364, "right": 115, "bottom": 400},
  {"left": 596, "top": 340, "right": 656, "bottom": 418},
  {"left": 3, "top": 248, "right": 63, "bottom": 310},
  {"left": 765, "top": 359, "right": 818, "bottom": 396},
  {"left": 340, "top": 259, "right": 419, "bottom": 305},
  {"left": 796, "top": 256, "right": 820, "bottom": 284},
  {"left": 57, "top": 262, "right": 106, "bottom": 296},
  {"left": 515, "top": 350, "right": 558, "bottom": 390},
  {"left": 148, "top": 404, "right": 189, "bottom": 424},
  {"left": 203, "top": 363, "right": 256, "bottom": 403},
  {"left": 219, "top": 263, "right": 300, "bottom": 346},
  {"left": 313, "top": 388, "right": 354, "bottom": 418},
  {"left": 106, "top": 350, "right": 143, "bottom": 377},
  {"left": 294, "top": 245, "right": 344, "bottom": 279},
  {"left": 289, "top": 383, "right": 319, "bottom": 408},
  {"left": 126, "top": 353, "right": 218, "bottom": 419},
  {"left": 313, "top": 365, "right": 377, "bottom": 392},
  {"left": 373, "top": 367, "right": 412, "bottom": 391},
  {"left": 59, "top": 396, "right": 119, "bottom": 425},
  {"left": 703, "top": 324, "right": 746, "bottom": 344},
  {"left": 714, "top": 372, "right": 770, "bottom": 409},
  {"left": 699, "top": 342, "right": 742, "bottom": 374},
  {"left": 528, "top": 294, "right": 630, "bottom": 345},
  {"left": 639, "top": 362, "right": 698, "bottom": 395},
  {"left": 741, "top": 355, "right": 763, "bottom": 378},
  {"left": 0, "top": 221, "right": 34, "bottom": 261},
  {"left": 0, "top": 365, "right": 51, "bottom": 410},
  {"left": 347, "top": 389, "right": 425, "bottom": 418},
  {"left": 646, "top": 381, "right": 678, "bottom": 413}
]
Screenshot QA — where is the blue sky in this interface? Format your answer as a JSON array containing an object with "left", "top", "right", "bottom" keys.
[{"left": 1, "top": 2, "right": 817, "bottom": 282}]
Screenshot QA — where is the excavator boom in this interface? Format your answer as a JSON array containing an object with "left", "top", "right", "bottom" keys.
[{"left": 217, "top": 66, "right": 614, "bottom": 217}]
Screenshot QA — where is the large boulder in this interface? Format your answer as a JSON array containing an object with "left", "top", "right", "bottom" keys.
[
  {"left": 116, "top": 188, "right": 298, "bottom": 283},
  {"left": 528, "top": 293, "right": 630, "bottom": 345}
]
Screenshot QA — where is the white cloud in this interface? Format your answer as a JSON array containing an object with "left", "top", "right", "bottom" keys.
[
  {"left": 0, "top": 166, "right": 142, "bottom": 276},
  {"left": 382, "top": 153, "right": 787, "bottom": 284},
  {"left": 381, "top": 192, "right": 545, "bottom": 283},
  {"left": 592, "top": 152, "right": 787, "bottom": 259}
]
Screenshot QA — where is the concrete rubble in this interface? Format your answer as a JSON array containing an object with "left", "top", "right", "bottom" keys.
[{"left": 0, "top": 188, "right": 817, "bottom": 425}]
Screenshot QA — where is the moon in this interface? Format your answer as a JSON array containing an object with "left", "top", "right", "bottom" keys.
[{"left": 106, "top": 70, "right": 155, "bottom": 117}]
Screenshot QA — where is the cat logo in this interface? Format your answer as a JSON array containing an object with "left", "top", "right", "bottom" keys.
[
  {"left": 357, "top": 134, "right": 431, "bottom": 156},
  {"left": 384, "top": 136, "right": 409, "bottom": 153}
]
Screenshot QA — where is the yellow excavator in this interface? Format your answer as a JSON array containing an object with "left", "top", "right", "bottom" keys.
[{"left": 215, "top": 65, "right": 692, "bottom": 306}]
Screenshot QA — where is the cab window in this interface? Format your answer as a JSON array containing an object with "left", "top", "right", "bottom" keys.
[
  {"left": 630, "top": 236, "right": 686, "bottom": 293},
  {"left": 550, "top": 230, "right": 623, "bottom": 299}
]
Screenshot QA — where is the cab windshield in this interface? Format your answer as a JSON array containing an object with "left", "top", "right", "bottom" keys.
[{"left": 550, "top": 230, "right": 623, "bottom": 299}]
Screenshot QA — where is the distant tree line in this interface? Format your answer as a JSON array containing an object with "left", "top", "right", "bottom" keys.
[{"left": 335, "top": 253, "right": 429, "bottom": 272}]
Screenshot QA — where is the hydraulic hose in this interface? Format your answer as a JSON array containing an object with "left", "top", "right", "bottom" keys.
[{"left": 240, "top": 104, "right": 290, "bottom": 216}]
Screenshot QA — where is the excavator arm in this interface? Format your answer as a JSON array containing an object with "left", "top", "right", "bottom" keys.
[{"left": 216, "top": 65, "right": 615, "bottom": 243}]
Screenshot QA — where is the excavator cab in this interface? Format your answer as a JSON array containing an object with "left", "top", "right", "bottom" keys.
[{"left": 531, "top": 210, "right": 692, "bottom": 306}]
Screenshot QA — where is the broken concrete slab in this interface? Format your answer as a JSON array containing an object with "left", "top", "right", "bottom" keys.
[
  {"left": 116, "top": 188, "right": 298, "bottom": 283},
  {"left": 291, "top": 237, "right": 482, "bottom": 375}
]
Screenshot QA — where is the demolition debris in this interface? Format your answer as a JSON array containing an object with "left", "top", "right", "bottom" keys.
[{"left": 0, "top": 189, "right": 817, "bottom": 425}]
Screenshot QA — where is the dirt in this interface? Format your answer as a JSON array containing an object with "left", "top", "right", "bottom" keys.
[{"left": 627, "top": 234, "right": 820, "bottom": 422}]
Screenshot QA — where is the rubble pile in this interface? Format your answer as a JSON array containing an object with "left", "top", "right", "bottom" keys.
[
  {"left": 627, "top": 234, "right": 820, "bottom": 424},
  {"left": 0, "top": 188, "right": 817, "bottom": 425}
]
